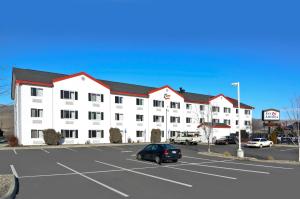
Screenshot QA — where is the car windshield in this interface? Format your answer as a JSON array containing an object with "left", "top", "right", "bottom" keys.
[
  {"left": 160, "top": 144, "right": 176, "bottom": 149},
  {"left": 252, "top": 138, "right": 261, "bottom": 141}
]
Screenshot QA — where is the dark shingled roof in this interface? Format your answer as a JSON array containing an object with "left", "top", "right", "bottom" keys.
[{"left": 12, "top": 67, "right": 253, "bottom": 109}]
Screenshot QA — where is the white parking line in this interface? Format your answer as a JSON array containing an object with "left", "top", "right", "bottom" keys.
[
  {"left": 10, "top": 165, "right": 19, "bottom": 178},
  {"left": 121, "top": 151, "right": 133, "bottom": 153},
  {"left": 89, "top": 147, "right": 103, "bottom": 152},
  {"left": 280, "top": 148, "right": 297, "bottom": 152},
  {"left": 222, "top": 161, "right": 294, "bottom": 170},
  {"left": 57, "top": 162, "right": 129, "bottom": 198},
  {"left": 13, "top": 149, "right": 17, "bottom": 155},
  {"left": 183, "top": 155, "right": 227, "bottom": 162},
  {"left": 95, "top": 160, "right": 192, "bottom": 187},
  {"left": 64, "top": 147, "right": 76, "bottom": 152},
  {"left": 41, "top": 148, "right": 50, "bottom": 154}
]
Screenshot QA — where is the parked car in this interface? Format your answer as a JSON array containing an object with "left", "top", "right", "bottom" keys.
[
  {"left": 215, "top": 136, "right": 236, "bottom": 145},
  {"left": 247, "top": 138, "right": 273, "bottom": 148},
  {"left": 171, "top": 132, "right": 201, "bottom": 145},
  {"left": 0, "top": 136, "right": 7, "bottom": 143},
  {"left": 136, "top": 144, "right": 182, "bottom": 164}
]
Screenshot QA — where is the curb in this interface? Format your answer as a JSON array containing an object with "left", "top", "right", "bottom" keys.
[
  {"left": 0, "top": 143, "right": 148, "bottom": 151},
  {"left": 0, "top": 175, "right": 18, "bottom": 199},
  {"left": 197, "top": 152, "right": 300, "bottom": 165}
]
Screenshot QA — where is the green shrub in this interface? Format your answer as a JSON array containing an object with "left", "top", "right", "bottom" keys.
[
  {"left": 151, "top": 129, "right": 161, "bottom": 143},
  {"left": 43, "top": 129, "right": 61, "bottom": 145},
  {"left": 109, "top": 128, "right": 122, "bottom": 143},
  {"left": 270, "top": 131, "right": 278, "bottom": 144},
  {"left": 128, "top": 138, "right": 132, "bottom": 143},
  {"left": 223, "top": 151, "right": 232, "bottom": 157},
  {"left": 267, "top": 155, "right": 274, "bottom": 160},
  {"left": 7, "top": 135, "right": 18, "bottom": 147}
]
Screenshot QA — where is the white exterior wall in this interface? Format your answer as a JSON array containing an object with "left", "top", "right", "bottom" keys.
[{"left": 13, "top": 75, "right": 253, "bottom": 146}]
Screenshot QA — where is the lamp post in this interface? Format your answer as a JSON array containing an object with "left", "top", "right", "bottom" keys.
[{"left": 232, "top": 82, "right": 244, "bottom": 158}]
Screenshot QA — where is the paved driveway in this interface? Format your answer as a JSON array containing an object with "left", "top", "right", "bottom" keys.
[{"left": 0, "top": 144, "right": 299, "bottom": 199}]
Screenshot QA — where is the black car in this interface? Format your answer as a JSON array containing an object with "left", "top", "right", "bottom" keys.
[
  {"left": 215, "top": 136, "right": 236, "bottom": 145},
  {"left": 137, "top": 144, "right": 182, "bottom": 164}
]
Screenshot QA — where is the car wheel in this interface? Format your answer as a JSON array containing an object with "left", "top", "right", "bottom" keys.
[
  {"left": 172, "top": 159, "right": 178, "bottom": 163},
  {"left": 155, "top": 156, "right": 161, "bottom": 165},
  {"left": 137, "top": 154, "right": 142, "bottom": 160}
]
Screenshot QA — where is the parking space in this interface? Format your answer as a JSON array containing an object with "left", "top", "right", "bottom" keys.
[{"left": 1, "top": 144, "right": 300, "bottom": 199}]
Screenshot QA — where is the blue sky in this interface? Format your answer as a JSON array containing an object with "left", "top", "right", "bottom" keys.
[{"left": 0, "top": 0, "right": 299, "bottom": 119}]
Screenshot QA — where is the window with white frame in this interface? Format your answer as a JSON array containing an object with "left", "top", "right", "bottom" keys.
[
  {"left": 186, "top": 117, "right": 191, "bottom": 123},
  {"left": 244, "top": 121, "right": 251, "bottom": 125},
  {"left": 88, "top": 93, "right": 104, "bottom": 102},
  {"left": 136, "top": 131, "right": 143, "bottom": 137},
  {"left": 224, "top": 107, "right": 231, "bottom": 113},
  {"left": 60, "top": 90, "right": 78, "bottom": 100},
  {"left": 115, "top": 113, "right": 124, "bottom": 121},
  {"left": 136, "top": 98, "right": 144, "bottom": 106},
  {"left": 61, "top": 130, "right": 78, "bottom": 138},
  {"left": 212, "top": 106, "right": 220, "bottom": 112},
  {"left": 153, "top": 115, "right": 164, "bottom": 122},
  {"left": 170, "top": 102, "right": 180, "bottom": 109},
  {"left": 236, "top": 120, "right": 239, "bottom": 125},
  {"left": 89, "top": 112, "right": 104, "bottom": 120},
  {"left": 31, "top": 109, "right": 43, "bottom": 117},
  {"left": 153, "top": 100, "right": 164, "bottom": 108},
  {"left": 170, "top": 116, "right": 180, "bottom": 123},
  {"left": 200, "top": 105, "right": 205, "bottom": 111},
  {"left": 186, "top": 104, "right": 192, "bottom": 110},
  {"left": 200, "top": 118, "right": 204, "bottom": 123},
  {"left": 224, "top": 119, "right": 231, "bottom": 125},
  {"left": 136, "top": 114, "right": 144, "bottom": 122},
  {"left": 170, "top": 131, "right": 177, "bottom": 137},
  {"left": 88, "top": 130, "right": 104, "bottom": 138},
  {"left": 31, "top": 130, "right": 43, "bottom": 138},
  {"left": 61, "top": 110, "right": 78, "bottom": 119},
  {"left": 236, "top": 109, "right": 239, "bottom": 114},
  {"left": 31, "top": 87, "right": 43, "bottom": 97},
  {"left": 245, "top": 110, "right": 251, "bottom": 115},
  {"left": 161, "top": 130, "right": 164, "bottom": 137},
  {"left": 115, "top": 96, "right": 123, "bottom": 104},
  {"left": 212, "top": 119, "right": 220, "bottom": 124}
]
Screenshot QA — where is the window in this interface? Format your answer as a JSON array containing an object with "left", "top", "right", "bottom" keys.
[
  {"left": 136, "top": 131, "right": 143, "bottom": 137},
  {"left": 245, "top": 110, "right": 251, "bottom": 115},
  {"left": 224, "top": 107, "right": 231, "bottom": 113},
  {"left": 61, "top": 110, "right": 78, "bottom": 119},
  {"left": 170, "top": 116, "right": 180, "bottom": 123},
  {"left": 61, "top": 130, "right": 78, "bottom": 138},
  {"left": 115, "top": 113, "right": 124, "bottom": 121},
  {"left": 170, "top": 102, "right": 180, "bottom": 109},
  {"left": 88, "top": 93, "right": 104, "bottom": 102},
  {"left": 88, "top": 130, "right": 104, "bottom": 138},
  {"left": 60, "top": 90, "right": 78, "bottom": 100},
  {"left": 236, "top": 120, "right": 239, "bottom": 125},
  {"left": 200, "top": 105, "right": 205, "bottom": 111},
  {"left": 186, "top": 104, "right": 192, "bottom": 110},
  {"left": 244, "top": 121, "right": 251, "bottom": 125},
  {"left": 161, "top": 130, "right": 164, "bottom": 137},
  {"left": 153, "top": 100, "right": 164, "bottom": 108},
  {"left": 89, "top": 112, "right": 104, "bottom": 120},
  {"left": 200, "top": 118, "right": 204, "bottom": 123},
  {"left": 31, "top": 87, "right": 43, "bottom": 97},
  {"left": 153, "top": 115, "right": 164, "bottom": 122},
  {"left": 212, "top": 119, "right": 220, "bottom": 124},
  {"left": 31, "top": 130, "right": 43, "bottom": 138},
  {"left": 170, "top": 131, "right": 177, "bottom": 137},
  {"left": 31, "top": 109, "right": 43, "bottom": 117},
  {"left": 136, "top": 115, "right": 144, "bottom": 122},
  {"left": 224, "top": 119, "right": 231, "bottom": 125},
  {"left": 212, "top": 106, "right": 220, "bottom": 112},
  {"left": 186, "top": 117, "right": 191, "bottom": 123},
  {"left": 236, "top": 109, "right": 239, "bottom": 114},
  {"left": 136, "top": 98, "right": 144, "bottom": 106},
  {"left": 115, "top": 96, "right": 123, "bottom": 104}
]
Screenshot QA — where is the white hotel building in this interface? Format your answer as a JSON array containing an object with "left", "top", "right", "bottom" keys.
[{"left": 12, "top": 68, "right": 254, "bottom": 145}]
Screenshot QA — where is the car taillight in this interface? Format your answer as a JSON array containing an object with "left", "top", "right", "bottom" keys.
[{"left": 163, "top": 150, "right": 168, "bottom": 155}]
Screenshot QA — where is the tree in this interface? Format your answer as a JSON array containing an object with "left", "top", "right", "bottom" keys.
[
  {"left": 0, "top": 65, "right": 11, "bottom": 97},
  {"left": 285, "top": 96, "right": 300, "bottom": 162}
]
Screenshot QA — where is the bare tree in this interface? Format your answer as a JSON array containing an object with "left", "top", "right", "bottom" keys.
[
  {"left": 285, "top": 96, "right": 300, "bottom": 162},
  {"left": 0, "top": 65, "right": 11, "bottom": 97}
]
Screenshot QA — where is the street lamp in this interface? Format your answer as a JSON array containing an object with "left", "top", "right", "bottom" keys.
[{"left": 231, "top": 82, "right": 244, "bottom": 158}]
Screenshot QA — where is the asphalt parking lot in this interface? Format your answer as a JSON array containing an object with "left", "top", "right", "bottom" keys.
[
  {"left": 179, "top": 143, "right": 300, "bottom": 161},
  {"left": 1, "top": 144, "right": 300, "bottom": 199}
]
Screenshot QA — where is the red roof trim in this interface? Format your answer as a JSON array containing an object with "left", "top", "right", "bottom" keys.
[
  {"left": 16, "top": 80, "right": 53, "bottom": 87},
  {"left": 52, "top": 72, "right": 110, "bottom": 89},
  {"left": 111, "top": 91, "right": 148, "bottom": 98},
  {"left": 148, "top": 85, "right": 184, "bottom": 98},
  {"left": 213, "top": 125, "right": 231, "bottom": 129}
]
